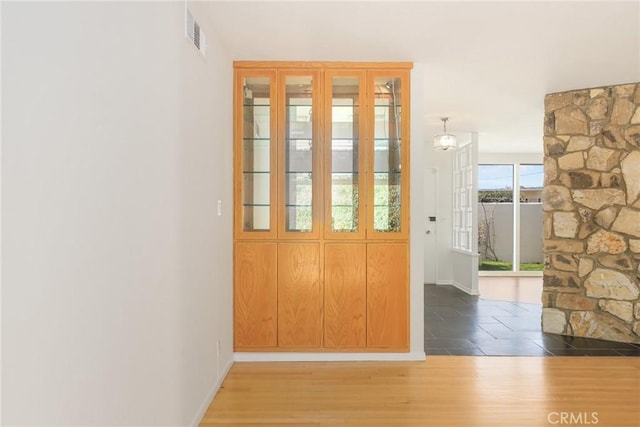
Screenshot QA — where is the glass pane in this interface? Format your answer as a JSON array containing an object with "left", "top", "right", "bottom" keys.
[
  {"left": 242, "top": 76, "right": 271, "bottom": 231},
  {"left": 478, "top": 165, "right": 514, "bottom": 271},
  {"left": 373, "top": 77, "right": 402, "bottom": 232},
  {"left": 453, "top": 145, "right": 474, "bottom": 252},
  {"left": 285, "top": 76, "right": 314, "bottom": 232},
  {"left": 519, "top": 164, "right": 544, "bottom": 271},
  {"left": 330, "top": 77, "right": 360, "bottom": 232}
]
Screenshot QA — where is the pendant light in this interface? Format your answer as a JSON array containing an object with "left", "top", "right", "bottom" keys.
[{"left": 433, "top": 117, "right": 457, "bottom": 151}]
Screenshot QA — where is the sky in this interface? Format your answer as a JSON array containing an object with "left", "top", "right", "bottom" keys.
[{"left": 478, "top": 164, "right": 543, "bottom": 190}]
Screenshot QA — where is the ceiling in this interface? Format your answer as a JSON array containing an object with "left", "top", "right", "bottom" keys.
[{"left": 206, "top": 1, "right": 640, "bottom": 153}]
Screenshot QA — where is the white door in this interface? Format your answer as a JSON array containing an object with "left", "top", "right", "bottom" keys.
[{"left": 423, "top": 168, "right": 437, "bottom": 284}]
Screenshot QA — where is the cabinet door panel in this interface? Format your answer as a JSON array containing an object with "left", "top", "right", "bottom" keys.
[
  {"left": 277, "top": 72, "right": 321, "bottom": 239},
  {"left": 366, "top": 71, "right": 410, "bottom": 239},
  {"left": 234, "top": 71, "right": 277, "bottom": 239},
  {"left": 324, "top": 243, "right": 366, "bottom": 348},
  {"left": 324, "top": 71, "right": 366, "bottom": 239},
  {"left": 367, "top": 243, "right": 408, "bottom": 348},
  {"left": 278, "top": 243, "right": 322, "bottom": 347},
  {"left": 234, "top": 242, "right": 277, "bottom": 348}
]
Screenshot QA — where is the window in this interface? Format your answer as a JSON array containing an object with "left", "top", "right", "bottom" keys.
[
  {"left": 478, "top": 163, "right": 543, "bottom": 272},
  {"left": 453, "top": 144, "right": 473, "bottom": 252},
  {"left": 518, "top": 164, "right": 544, "bottom": 272}
]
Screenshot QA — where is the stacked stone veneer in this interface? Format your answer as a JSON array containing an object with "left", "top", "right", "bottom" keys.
[{"left": 542, "top": 82, "right": 640, "bottom": 343}]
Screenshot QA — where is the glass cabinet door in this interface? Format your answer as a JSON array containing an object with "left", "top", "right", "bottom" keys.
[
  {"left": 278, "top": 72, "right": 320, "bottom": 239},
  {"left": 368, "top": 72, "right": 410, "bottom": 238},
  {"left": 235, "top": 71, "right": 277, "bottom": 238},
  {"left": 324, "top": 71, "right": 365, "bottom": 239}
]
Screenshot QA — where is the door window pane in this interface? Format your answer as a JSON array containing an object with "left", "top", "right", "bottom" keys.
[
  {"left": 453, "top": 144, "right": 473, "bottom": 252},
  {"left": 478, "top": 165, "right": 514, "bottom": 271}
]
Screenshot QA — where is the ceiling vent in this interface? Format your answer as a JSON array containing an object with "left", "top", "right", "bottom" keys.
[{"left": 186, "top": 8, "right": 206, "bottom": 56}]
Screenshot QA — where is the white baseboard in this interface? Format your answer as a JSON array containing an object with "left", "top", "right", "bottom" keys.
[
  {"left": 233, "top": 351, "right": 426, "bottom": 362},
  {"left": 452, "top": 280, "right": 479, "bottom": 296},
  {"left": 435, "top": 280, "right": 453, "bottom": 286},
  {"left": 190, "top": 357, "right": 234, "bottom": 427}
]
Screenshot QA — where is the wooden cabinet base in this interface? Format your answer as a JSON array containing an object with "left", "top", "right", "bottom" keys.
[
  {"left": 234, "top": 345, "right": 410, "bottom": 352},
  {"left": 234, "top": 242, "right": 278, "bottom": 348},
  {"left": 234, "top": 241, "right": 409, "bottom": 352},
  {"left": 366, "top": 243, "right": 409, "bottom": 348},
  {"left": 277, "top": 243, "right": 322, "bottom": 347},
  {"left": 324, "top": 243, "right": 366, "bottom": 348}
]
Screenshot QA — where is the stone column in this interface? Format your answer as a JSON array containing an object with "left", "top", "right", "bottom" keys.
[{"left": 542, "top": 83, "right": 640, "bottom": 343}]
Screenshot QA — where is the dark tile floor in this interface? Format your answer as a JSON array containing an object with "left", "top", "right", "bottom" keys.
[{"left": 425, "top": 284, "right": 640, "bottom": 356}]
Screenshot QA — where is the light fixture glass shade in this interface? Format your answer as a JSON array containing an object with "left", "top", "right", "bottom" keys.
[{"left": 434, "top": 133, "right": 457, "bottom": 151}]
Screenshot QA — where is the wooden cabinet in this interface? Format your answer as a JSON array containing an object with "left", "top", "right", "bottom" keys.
[{"left": 234, "top": 62, "right": 411, "bottom": 352}]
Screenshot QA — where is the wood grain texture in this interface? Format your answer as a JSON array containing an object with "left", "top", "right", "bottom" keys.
[
  {"left": 366, "top": 243, "right": 408, "bottom": 348},
  {"left": 277, "top": 243, "right": 322, "bottom": 347},
  {"left": 200, "top": 357, "right": 640, "bottom": 427},
  {"left": 324, "top": 244, "right": 366, "bottom": 348},
  {"left": 234, "top": 243, "right": 278, "bottom": 348}
]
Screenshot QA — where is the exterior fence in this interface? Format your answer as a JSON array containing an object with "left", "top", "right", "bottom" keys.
[{"left": 478, "top": 202, "right": 543, "bottom": 264}]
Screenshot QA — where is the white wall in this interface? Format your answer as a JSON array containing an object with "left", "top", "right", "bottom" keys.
[
  {"left": 1, "top": 2, "right": 233, "bottom": 425},
  {"left": 409, "top": 63, "right": 426, "bottom": 358},
  {"left": 451, "top": 250, "right": 479, "bottom": 294}
]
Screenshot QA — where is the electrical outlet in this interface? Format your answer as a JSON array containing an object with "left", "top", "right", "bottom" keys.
[{"left": 217, "top": 200, "right": 222, "bottom": 216}]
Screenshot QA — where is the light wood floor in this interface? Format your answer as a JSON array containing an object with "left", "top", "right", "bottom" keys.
[
  {"left": 200, "top": 357, "right": 640, "bottom": 427},
  {"left": 478, "top": 276, "right": 542, "bottom": 304}
]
